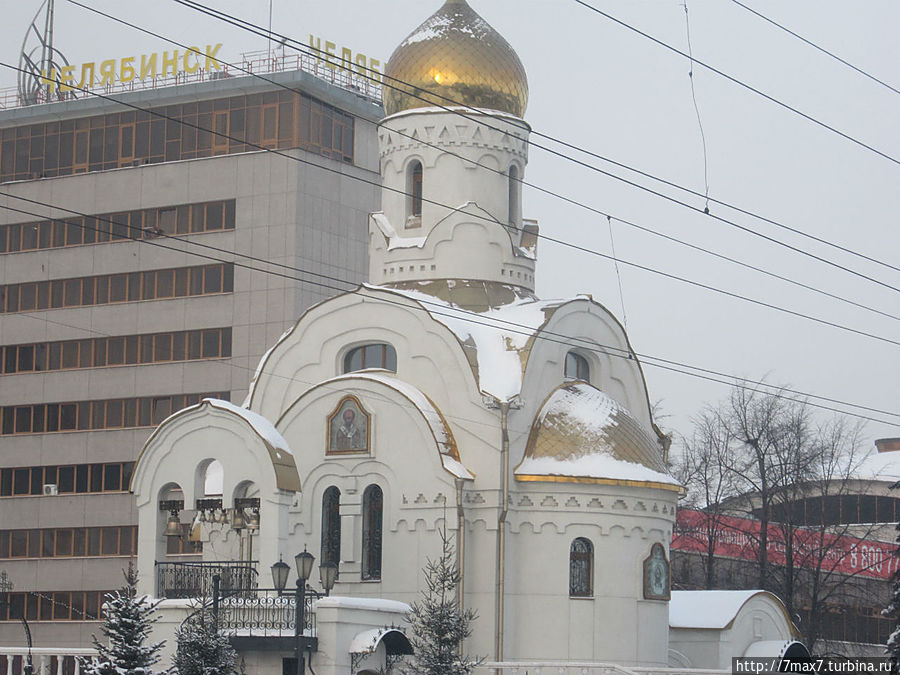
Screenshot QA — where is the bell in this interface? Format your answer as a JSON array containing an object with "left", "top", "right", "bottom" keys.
[
  {"left": 164, "top": 512, "right": 182, "bottom": 537},
  {"left": 246, "top": 509, "right": 260, "bottom": 531},
  {"left": 231, "top": 508, "right": 246, "bottom": 530}
]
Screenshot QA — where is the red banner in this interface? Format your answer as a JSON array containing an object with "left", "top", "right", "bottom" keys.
[{"left": 672, "top": 509, "right": 896, "bottom": 580}]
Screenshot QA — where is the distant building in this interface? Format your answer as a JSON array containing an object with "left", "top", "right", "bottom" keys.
[
  {"left": 0, "top": 47, "right": 382, "bottom": 651},
  {"left": 673, "top": 437, "right": 900, "bottom": 655}
]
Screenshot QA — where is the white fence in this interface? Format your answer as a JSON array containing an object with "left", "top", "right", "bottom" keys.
[
  {"left": 0, "top": 647, "right": 97, "bottom": 675},
  {"left": 474, "top": 664, "right": 730, "bottom": 675}
]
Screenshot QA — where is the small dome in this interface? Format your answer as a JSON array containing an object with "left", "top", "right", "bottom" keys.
[
  {"left": 516, "top": 382, "right": 679, "bottom": 489},
  {"left": 383, "top": 0, "right": 529, "bottom": 118}
]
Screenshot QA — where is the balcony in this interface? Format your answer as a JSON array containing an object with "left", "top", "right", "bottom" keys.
[
  {"left": 155, "top": 560, "right": 258, "bottom": 600},
  {"left": 154, "top": 560, "right": 316, "bottom": 647}
]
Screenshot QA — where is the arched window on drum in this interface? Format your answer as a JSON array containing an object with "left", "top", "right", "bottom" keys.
[
  {"left": 407, "top": 160, "right": 423, "bottom": 226},
  {"left": 569, "top": 537, "right": 593, "bottom": 597},
  {"left": 343, "top": 343, "right": 397, "bottom": 373},
  {"left": 564, "top": 351, "right": 590, "bottom": 381}
]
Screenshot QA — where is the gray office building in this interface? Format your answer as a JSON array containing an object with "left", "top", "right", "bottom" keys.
[{"left": 0, "top": 58, "right": 382, "bottom": 651}]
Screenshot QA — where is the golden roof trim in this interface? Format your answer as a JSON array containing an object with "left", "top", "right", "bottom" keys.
[{"left": 515, "top": 474, "right": 683, "bottom": 493}]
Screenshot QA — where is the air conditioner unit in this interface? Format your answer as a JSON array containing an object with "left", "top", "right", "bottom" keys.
[{"left": 43, "top": 483, "right": 58, "bottom": 496}]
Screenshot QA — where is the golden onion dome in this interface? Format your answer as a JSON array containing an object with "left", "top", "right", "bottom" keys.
[
  {"left": 383, "top": 0, "right": 529, "bottom": 118},
  {"left": 515, "top": 382, "right": 681, "bottom": 491}
]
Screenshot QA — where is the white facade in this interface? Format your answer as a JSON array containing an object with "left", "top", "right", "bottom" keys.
[{"left": 126, "top": 2, "right": 800, "bottom": 672}]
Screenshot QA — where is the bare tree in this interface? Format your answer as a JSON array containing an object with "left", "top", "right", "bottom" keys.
[
  {"left": 679, "top": 384, "right": 880, "bottom": 652},
  {"left": 673, "top": 409, "right": 738, "bottom": 589}
]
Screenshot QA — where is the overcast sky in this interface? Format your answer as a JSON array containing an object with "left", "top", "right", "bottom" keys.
[{"left": 1, "top": 0, "right": 897, "bottom": 449}]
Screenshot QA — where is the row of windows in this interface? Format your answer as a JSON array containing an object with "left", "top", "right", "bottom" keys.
[
  {"left": 340, "top": 342, "right": 590, "bottom": 385},
  {"left": 320, "top": 485, "right": 383, "bottom": 581},
  {"left": 1, "top": 327, "right": 232, "bottom": 375},
  {"left": 0, "top": 462, "right": 134, "bottom": 496},
  {"left": 0, "top": 526, "right": 137, "bottom": 559},
  {"left": 0, "top": 199, "right": 235, "bottom": 254},
  {"left": 0, "top": 591, "right": 110, "bottom": 622},
  {"left": 0, "top": 391, "right": 228, "bottom": 436},
  {"left": 0, "top": 89, "right": 354, "bottom": 184},
  {"left": 0, "top": 263, "right": 234, "bottom": 314},
  {"left": 403, "top": 161, "right": 521, "bottom": 226},
  {"left": 760, "top": 494, "right": 900, "bottom": 526}
]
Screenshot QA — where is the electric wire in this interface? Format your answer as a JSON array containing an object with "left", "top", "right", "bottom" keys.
[
  {"left": 164, "top": 0, "right": 900, "bottom": 291},
  {"left": 1, "top": 157, "right": 896, "bottom": 350},
  {"left": 570, "top": 0, "right": 900, "bottom": 167},
  {"left": 2, "top": 195, "right": 898, "bottom": 425},
  {"left": 727, "top": 0, "right": 900, "bottom": 97},
  {"left": 682, "top": 1, "right": 711, "bottom": 213},
  {"left": 33, "top": 4, "right": 900, "bottom": 323}
]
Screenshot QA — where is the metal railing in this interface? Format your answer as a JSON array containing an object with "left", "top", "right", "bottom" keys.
[
  {"left": 217, "top": 588, "right": 316, "bottom": 638},
  {"left": 0, "top": 48, "right": 382, "bottom": 112},
  {"left": 155, "top": 560, "right": 258, "bottom": 600}
]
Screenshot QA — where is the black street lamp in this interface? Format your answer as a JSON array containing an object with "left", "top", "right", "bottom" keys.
[
  {"left": 272, "top": 549, "right": 314, "bottom": 675},
  {"left": 318, "top": 562, "right": 337, "bottom": 596}
]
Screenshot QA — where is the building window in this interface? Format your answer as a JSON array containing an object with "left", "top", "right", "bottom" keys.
[
  {"left": 321, "top": 487, "right": 341, "bottom": 574},
  {"left": 565, "top": 351, "right": 590, "bottom": 381},
  {"left": 0, "top": 591, "right": 109, "bottom": 621},
  {"left": 569, "top": 537, "right": 593, "bottom": 597},
  {"left": 0, "top": 462, "right": 135, "bottom": 497},
  {"left": 0, "top": 526, "right": 137, "bottom": 559},
  {"left": 0, "top": 264, "right": 233, "bottom": 315},
  {"left": 0, "top": 200, "right": 235, "bottom": 255},
  {"left": 0, "top": 91, "right": 354, "bottom": 185},
  {"left": 0, "top": 391, "right": 227, "bottom": 436},
  {"left": 343, "top": 343, "right": 397, "bottom": 373},
  {"left": 361, "top": 484, "right": 383, "bottom": 581},
  {"left": 409, "top": 161, "right": 423, "bottom": 220},
  {"left": 508, "top": 164, "right": 519, "bottom": 225},
  {"left": 1, "top": 328, "right": 231, "bottom": 375}
]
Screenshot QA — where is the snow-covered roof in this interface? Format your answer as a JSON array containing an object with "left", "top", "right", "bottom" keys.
[
  {"left": 364, "top": 282, "right": 566, "bottom": 402},
  {"left": 317, "top": 372, "right": 474, "bottom": 480},
  {"left": 315, "top": 596, "right": 411, "bottom": 614},
  {"left": 371, "top": 212, "right": 427, "bottom": 251},
  {"left": 669, "top": 590, "right": 777, "bottom": 629},
  {"left": 203, "top": 399, "right": 292, "bottom": 457},
  {"left": 856, "top": 449, "right": 900, "bottom": 482},
  {"left": 515, "top": 382, "right": 679, "bottom": 489},
  {"left": 243, "top": 327, "right": 293, "bottom": 407}
]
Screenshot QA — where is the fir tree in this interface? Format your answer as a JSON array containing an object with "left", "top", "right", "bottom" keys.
[
  {"left": 403, "top": 529, "right": 480, "bottom": 675},
  {"left": 172, "top": 606, "right": 239, "bottom": 675},
  {"left": 80, "top": 564, "right": 165, "bottom": 675},
  {"left": 884, "top": 485, "right": 900, "bottom": 673}
]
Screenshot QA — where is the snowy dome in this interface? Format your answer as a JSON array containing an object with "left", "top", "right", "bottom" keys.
[
  {"left": 515, "top": 382, "right": 680, "bottom": 490},
  {"left": 382, "top": 0, "right": 529, "bottom": 117}
]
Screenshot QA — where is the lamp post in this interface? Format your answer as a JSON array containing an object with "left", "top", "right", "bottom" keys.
[
  {"left": 0, "top": 572, "right": 33, "bottom": 675},
  {"left": 272, "top": 550, "right": 314, "bottom": 675}
]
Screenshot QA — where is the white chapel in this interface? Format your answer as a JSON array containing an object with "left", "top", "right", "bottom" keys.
[{"left": 130, "top": 1, "right": 800, "bottom": 671}]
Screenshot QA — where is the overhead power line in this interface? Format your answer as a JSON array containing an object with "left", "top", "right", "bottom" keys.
[
  {"left": 162, "top": 0, "right": 900, "bottom": 292},
  {"left": 1, "top": 196, "right": 897, "bottom": 427},
  {"left": 570, "top": 0, "right": 900, "bottom": 167},
  {"left": 53, "top": 1, "right": 900, "bottom": 323},
  {"left": 1, "top": 56, "right": 898, "bottom": 348},
  {"left": 728, "top": 0, "right": 900, "bottom": 97}
]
